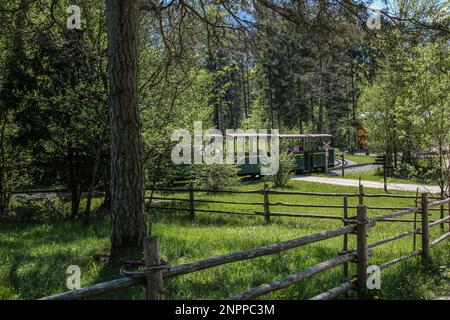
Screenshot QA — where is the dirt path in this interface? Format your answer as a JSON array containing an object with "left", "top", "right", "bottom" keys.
[
  {"left": 330, "top": 160, "right": 379, "bottom": 174},
  {"left": 292, "top": 176, "right": 441, "bottom": 193}
]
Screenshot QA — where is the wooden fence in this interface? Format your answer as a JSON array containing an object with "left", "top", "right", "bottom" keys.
[
  {"left": 40, "top": 193, "right": 450, "bottom": 300},
  {"left": 147, "top": 183, "right": 448, "bottom": 226}
]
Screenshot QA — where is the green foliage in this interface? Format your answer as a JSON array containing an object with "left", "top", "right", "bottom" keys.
[
  {"left": 139, "top": 41, "right": 211, "bottom": 186},
  {"left": 266, "top": 151, "right": 295, "bottom": 188},
  {"left": 360, "top": 42, "right": 449, "bottom": 154},
  {"left": 359, "top": 40, "right": 449, "bottom": 190},
  {"left": 252, "top": 7, "right": 365, "bottom": 140},
  {"left": 0, "top": 1, "right": 110, "bottom": 219},
  {"left": 190, "top": 164, "right": 240, "bottom": 190},
  {"left": 146, "top": 160, "right": 190, "bottom": 188},
  {"left": 393, "top": 161, "right": 441, "bottom": 183},
  {"left": 8, "top": 195, "right": 67, "bottom": 222}
]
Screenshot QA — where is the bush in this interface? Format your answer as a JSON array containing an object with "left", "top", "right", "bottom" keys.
[
  {"left": 8, "top": 194, "right": 67, "bottom": 222},
  {"left": 190, "top": 164, "right": 240, "bottom": 190},
  {"left": 266, "top": 151, "right": 295, "bottom": 188},
  {"left": 393, "top": 162, "right": 439, "bottom": 183},
  {"left": 146, "top": 157, "right": 191, "bottom": 187}
]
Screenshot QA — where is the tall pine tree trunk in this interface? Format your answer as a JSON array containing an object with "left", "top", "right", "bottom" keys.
[
  {"left": 67, "top": 148, "right": 81, "bottom": 220},
  {"left": 268, "top": 71, "right": 274, "bottom": 129},
  {"left": 84, "top": 147, "right": 101, "bottom": 226},
  {"left": 106, "top": 0, "right": 145, "bottom": 258}
]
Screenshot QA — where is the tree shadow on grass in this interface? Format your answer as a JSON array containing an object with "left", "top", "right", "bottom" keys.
[
  {"left": 162, "top": 241, "right": 346, "bottom": 299},
  {"left": 0, "top": 217, "right": 118, "bottom": 299},
  {"left": 1, "top": 239, "right": 93, "bottom": 299},
  {"left": 149, "top": 202, "right": 269, "bottom": 229},
  {"left": 82, "top": 247, "right": 147, "bottom": 300},
  {"left": 377, "top": 245, "right": 450, "bottom": 300}
]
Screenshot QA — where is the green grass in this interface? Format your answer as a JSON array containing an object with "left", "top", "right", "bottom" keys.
[
  {"left": 332, "top": 149, "right": 438, "bottom": 185},
  {"left": 341, "top": 153, "right": 376, "bottom": 164},
  {"left": 0, "top": 181, "right": 449, "bottom": 300},
  {"left": 324, "top": 168, "right": 439, "bottom": 186}
]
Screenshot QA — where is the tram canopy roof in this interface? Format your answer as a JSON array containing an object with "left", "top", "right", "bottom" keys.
[{"left": 205, "top": 133, "right": 333, "bottom": 139}]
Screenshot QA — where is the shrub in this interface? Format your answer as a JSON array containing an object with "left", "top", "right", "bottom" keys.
[
  {"left": 393, "top": 162, "right": 439, "bottom": 183},
  {"left": 146, "top": 157, "right": 191, "bottom": 188},
  {"left": 190, "top": 164, "right": 240, "bottom": 190},
  {"left": 8, "top": 194, "right": 67, "bottom": 222},
  {"left": 266, "top": 151, "right": 295, "bottom": 188}
]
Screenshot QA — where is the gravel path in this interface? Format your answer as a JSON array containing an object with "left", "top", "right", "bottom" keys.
[
  {"left": 331, "top": 159, "right": 379, "bottom": 174},
  {"left": 292, "top": 176, "right": 441, "bottom": 193}
]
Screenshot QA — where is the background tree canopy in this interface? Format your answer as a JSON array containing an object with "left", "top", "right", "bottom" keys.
[{"left": 0, "top": 0, "right": 448, "bottom": 255}]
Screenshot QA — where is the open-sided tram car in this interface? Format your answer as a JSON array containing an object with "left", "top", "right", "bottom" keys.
[{"left": 232, "top": 133, "right": 334, "bottom": 176}]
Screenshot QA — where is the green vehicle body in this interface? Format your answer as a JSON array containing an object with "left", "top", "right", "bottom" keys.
[
  {"left": 234, "top": 133, "right": 334, "bottom": 176},
  {"left": 237, "top": 149, "right": 334, "bottom": 176}
]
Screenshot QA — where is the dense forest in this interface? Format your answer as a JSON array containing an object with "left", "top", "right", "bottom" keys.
[{"left": 0, "top": 0, "right": 448, "bottom": 259}]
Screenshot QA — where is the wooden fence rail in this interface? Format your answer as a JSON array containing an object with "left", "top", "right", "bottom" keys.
[
  {"left": 40, "top": 223, "right": 360, "bottom": 300},
  {"left": 146, "top": 186, "right": 442, "bottom": 199},
  {"left": 146, "top": 184, "right": 446, "bottom": 224},
  {"left": 40, "top": 193, "right": 450, "bottom": 301},
  {"left": 228, "top": 252, "right": 358, "bottom": 300}
]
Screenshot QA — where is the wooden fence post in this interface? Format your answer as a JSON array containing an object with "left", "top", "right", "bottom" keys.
[
  {"left": 263, "top": 183, "right": 271, "bottom": 223},
  {"left": 356, "top": 205, "right": 368, "bottom": 299},
  {"left": 358, "top": 183, "right": 364, "bottom": 205},
  {"left": 143, "top": 236, "right": 164, "bottom": 300},
  {"left": 420, "top": 193, "right": 430, "bottom": 264},
  {"left": 448, "top": 202, "right": 450, "bottom": 232},
  {"left": 342, "top": 196, "right": 349, "bottom": 282},
  {"left": 383, "top": 154, "right": 388, "bottom": 193},
  {"left": 341, "top": 154, "right": 345, "bottom": 177},
  {"left": 440, "top": 189, "right": 444, "bottom": 232},
  {"left": 189, "top": 182, "right": 195, "bottom": 220},
  {"left": 413, "top": 188, "right": 419, "bottom": 250}
]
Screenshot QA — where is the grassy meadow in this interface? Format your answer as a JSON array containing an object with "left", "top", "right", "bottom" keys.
[
  {"left": 0, "top": 180, "right": 449, "bottom": 300},
  {"left": 340, "top": 153, "right": 376, "bottom": 164},
  {"left": 325, "top": 168, "right": 441, "bottom": 186},
  {"left": 332, "top": 152, "right": 440, "bottom": 185}
]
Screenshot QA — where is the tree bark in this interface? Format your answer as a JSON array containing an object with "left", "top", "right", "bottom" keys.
[
  {"left": 99, "top": 162, "right": 111, "bottom": 214},
  {"left": 84, "top": 147, "right": 101, "bottom": 226},
  {"left": 106, "top": 0, "right": 146, "bottom": 258},
  {"left": 68, "top": 148, "right": 81, "bottom": 220},
  {"left": 70, "top": 188, "right": 81, "bottom": 220},
  {"left": 268, "top": 70, "right": 274, "bottom": 128},
  {"left": 316, "top": 58, "right": 324, "bottom": 133}
]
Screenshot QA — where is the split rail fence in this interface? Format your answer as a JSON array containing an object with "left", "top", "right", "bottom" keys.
[
  {"left": 147, "top": 183, "right": 448, "bottom": 227},
  {"left": 40, "top": 187, "right": 450, "bottom": 300}
]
